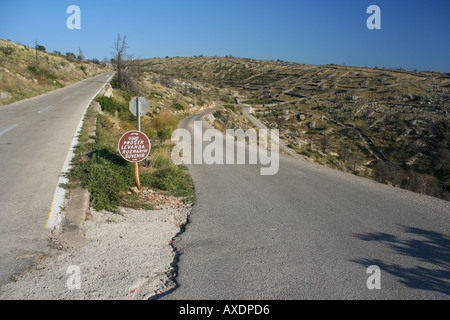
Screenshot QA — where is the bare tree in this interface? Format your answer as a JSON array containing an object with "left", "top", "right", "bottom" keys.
[
  {"left": 373, "top": 160, "right": 403, "bottom": 186},
  {"left": 123, "top": 57, "right": 143, "bottom": 94},
  {"left": 321, "top": 134, "right": 330, "bottom": 153},
  {"left": 275, "top": 116, "right": 285, "bottom": 129},
  {"left": 35, "top": 40, "right": 39, "bottom": 69},
  {"left": 112, "top": 34, "right": 128, "bottom": 89},
  {"left": 345, "top": 149, "right": 360, "bottom": 172},
  {"left": 78, "top": 48, "right": 84, "bottom": 61}
]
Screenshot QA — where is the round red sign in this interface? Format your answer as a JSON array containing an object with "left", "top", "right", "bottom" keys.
[{"left": 118, "top": 131, "right": 151, "bottom": 163}]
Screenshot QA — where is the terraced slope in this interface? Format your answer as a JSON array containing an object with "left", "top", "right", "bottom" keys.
[{"left": 142, "top": 56, "right": 450, "bottom": 201}]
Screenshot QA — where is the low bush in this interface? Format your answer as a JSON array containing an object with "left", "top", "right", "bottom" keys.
[
  {"left": 0, "top": 46, "right": 14, "bottom": 55},
  {"left": 96, "top": 96, "right": 119, "bottom": 114},
  {"left": 26, "top": 65, "right": 57, "bottom": 80},
  {"left": 69, "top": 91, "right": 194, "bottom": 211},
  {"left": 172, "top": 103, "right": 184, "bottom": 111},
  {"left": 142, "top": 165, "right": 194, "bottom": 197}
]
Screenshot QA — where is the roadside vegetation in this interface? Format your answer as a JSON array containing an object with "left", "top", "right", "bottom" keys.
[
  {"left": 0, "top": 39, "right": 112, "bottom": 105},
  {"left": 1, "top": 37, "right": 197, "bottom": 212},
  {"left": 68, "top": 87, "right": 194, "bottom": 212}
]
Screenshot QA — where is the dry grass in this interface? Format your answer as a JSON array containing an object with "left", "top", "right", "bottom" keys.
[
  {"left": 142, "top": 56, "right": 450, "bottom": 200},
  {"left": 0, "top": 39, "right": 112, "bottom": 105}
]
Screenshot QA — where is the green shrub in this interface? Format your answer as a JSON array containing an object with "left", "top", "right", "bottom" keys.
[
  {"left": 27, "top": 65, "right": 37, "bottom": 74},
  {"left": 69, "top": 91, "right": 194, "bottom": 211},
  {"left": 152, "top": 155, "right": 175, "bottom": 170},
  {"left": 143, "top": 165, "right": 194, "bottom": 197},
  {"left": 146, "top": 128, "right": 158, "bottom": 140},
  {"left": 96, "top": 96, "right": 119, "bottom": 114},
  {"left": 83, "top": 163, "right": 126, "bottom": 210},
  {"left": 69, "top": 144, "right": 135, "bottom": 211},
  {"left": 110, "top": 74, "right": 119, "bottom": 89},
  {"left": 159, "top": 126, "right": 173, "bottom": 140},
  {"left": 26, "top": 65, "right": 57, "bottom": 80},
  {"left": 172, "top": 103, "right": 184, "bottom": 111},
  {"left": 0, "top": 46, "right": 14, "bottom": 55},
  {"left": 45, "top": 71, "right": 57, "bottom": 80}
]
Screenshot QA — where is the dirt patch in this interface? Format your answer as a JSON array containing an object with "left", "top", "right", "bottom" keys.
[{"left": 0, "top": 204, "right": 191, "bottom": 300}]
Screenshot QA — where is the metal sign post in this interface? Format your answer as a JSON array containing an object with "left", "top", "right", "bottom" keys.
[{"left": 136, "top": 96, "right": 141, "bottom": 132}]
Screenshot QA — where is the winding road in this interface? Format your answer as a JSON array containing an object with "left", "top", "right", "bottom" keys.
[{"left": 164, "top": 108, "right": 450, "bottom": 299}]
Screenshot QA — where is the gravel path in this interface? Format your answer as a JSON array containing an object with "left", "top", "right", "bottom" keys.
[{"left": 0, "top": 206, "right": 190, "bottom": 300}]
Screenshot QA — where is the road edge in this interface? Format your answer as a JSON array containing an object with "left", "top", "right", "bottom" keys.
[{"left": 44, "top": 73, "right": 114, "bottom": 229}]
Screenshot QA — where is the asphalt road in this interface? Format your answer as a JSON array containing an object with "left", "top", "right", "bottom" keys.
[
  {"left": 164, "top": 109, "right": 450, "bottom": 300},
  {"left": 0, "top": 73, "right": 114, "bottom": 286}
]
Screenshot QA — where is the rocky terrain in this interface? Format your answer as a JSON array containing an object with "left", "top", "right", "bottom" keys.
[
  {"left": 2, "top": 38, "right": 447, "bottom": 199},
  {"left": 141, "top": 56, "right": 450, "bottom": 201}
]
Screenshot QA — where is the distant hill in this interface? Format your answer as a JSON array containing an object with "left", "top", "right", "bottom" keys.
[
  {"left": 0, "top": 39, "right": 113, "bottom": 105},
  {"left": 141, "top": 56, "right": 450, "bottom": 201}
]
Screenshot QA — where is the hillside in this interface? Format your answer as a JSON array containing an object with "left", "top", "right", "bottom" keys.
[
  {"left": 0, "top": 39, "right": 112, "bottom": 105},
  {"left": 141, "top": 56, "right": 450, "bottom": 201}
]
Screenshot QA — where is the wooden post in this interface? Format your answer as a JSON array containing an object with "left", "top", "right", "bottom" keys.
[
  {"left": 136, "top": 97, "right": 141, "bottom": 190},
  {"left": 134, "top": 162, "right": 141, "bottom": 190}
]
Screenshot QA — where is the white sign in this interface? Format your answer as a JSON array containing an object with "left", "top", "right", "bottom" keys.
[{"left": 129, "top": 96, "right": 150, "bottom": 117}]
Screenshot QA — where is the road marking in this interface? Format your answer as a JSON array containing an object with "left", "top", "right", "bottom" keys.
[
  {"left": 38, "top": 105, "right": 53, "bottom": 113},
  {"left": 45, "top": 72, "right": 115, "bottom": 229},
  {"left": 0, "top": 124, "right": 18, "bottom": 136}
]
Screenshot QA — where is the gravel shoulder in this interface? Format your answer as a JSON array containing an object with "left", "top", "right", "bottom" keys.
[{"left": 0, "top": 204, "right": 191, "bottom": 300}]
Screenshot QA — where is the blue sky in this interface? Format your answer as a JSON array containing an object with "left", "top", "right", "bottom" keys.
[{"left": 1, "top": 0, "right": 449, "bottom": 72}]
